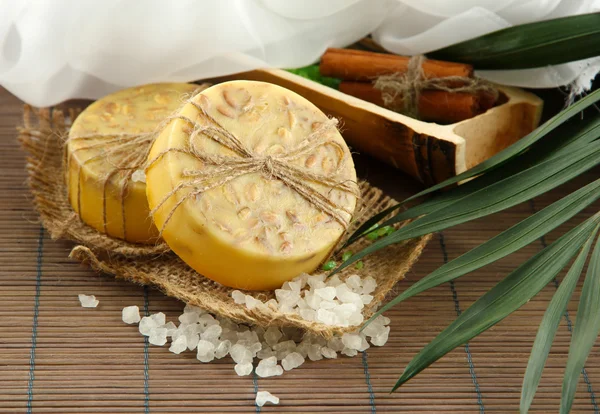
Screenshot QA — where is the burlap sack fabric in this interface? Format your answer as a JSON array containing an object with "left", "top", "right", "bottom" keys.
[{"left": 18, "top": 104, "right": 430, "bottom": 337}]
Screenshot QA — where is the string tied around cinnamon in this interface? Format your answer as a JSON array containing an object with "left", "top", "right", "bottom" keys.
[
  {"left": 373, "top": 54, "right": 499, "bottom": 119},
  {"left": 147, "top": 94, "right": 360, "bottom": 234},
  {"left": 66, "top": 84, "right": 211, "bottom": 240}
]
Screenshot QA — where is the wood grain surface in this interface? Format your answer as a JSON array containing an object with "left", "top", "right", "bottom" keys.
[{"left": 1, "top": 86, "right": 599, "bottom": 413}]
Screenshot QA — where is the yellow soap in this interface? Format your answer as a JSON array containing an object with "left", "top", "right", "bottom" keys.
[
  {"left": 67, "top": 83, "right": 200, "bottom": 243},
  {"left": 146, "top": 80, "right": 358, "bottom": 290}
]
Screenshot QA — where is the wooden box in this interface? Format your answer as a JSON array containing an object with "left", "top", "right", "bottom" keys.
[{"left": 213, "top": 69, "right": 543, "bottom": 185}]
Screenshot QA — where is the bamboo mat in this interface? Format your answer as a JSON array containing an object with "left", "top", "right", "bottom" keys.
[{"left": 1, "top": 86, "right": 599, "bottom": 414}]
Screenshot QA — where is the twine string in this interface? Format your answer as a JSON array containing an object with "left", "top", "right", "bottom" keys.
[
  {"left": 66, "top": 84, "right": 211, "bottom": 240},
  {"left": 373, "top": 55, "right": 499, "bottom": 119},
  {"left": 147, "top": 94, "right": 360, "bottom": 234}
]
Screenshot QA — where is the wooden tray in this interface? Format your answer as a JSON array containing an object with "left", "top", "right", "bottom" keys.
[{"left": 212, "top": 69, "right": 543, "bottom": 185}]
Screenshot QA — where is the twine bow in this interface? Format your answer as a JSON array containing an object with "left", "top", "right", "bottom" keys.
[
  {"left": 147, "top": 95, "right": 360, "bottom": 234},
  {"left": 66, "top": 84, "right": 210, "bottom": 239},
  {"left": 373, "top": 55, "right": 499, "bottom": 119}
]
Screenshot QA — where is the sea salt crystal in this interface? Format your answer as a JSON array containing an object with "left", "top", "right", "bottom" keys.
[
  {"left": 307, "top": 273, "right": 327, "bottom": 285},
  {"left": 265, "top": 299, "right": 278, "bottom": 309},
  {"left": 358, "top": 336, "right": 370, "bottom": 352},
  {"left": 306, "top": 292, "right": 322, "bottom": 310},
  {"left": 362, "top": 276, "right": 377, "bottom": 295},
  {"left": 230, "top": 344, "right": 252, "bottom": 364},
  {"left": 198, "top": 313, "right": 218, "bottom": 327},
  {"left": 78, "top": 294, "right": 99, "bottom": 308},
  {"left": 139, "top": 316, "right": 157, "bottom": 336},
  {"left": 327, "top": 274, "right": 343, "bottom": 287},
  {"left": 321, "top": 347, "right": 337, "bottom": 359},
  {"left": 179, "top": 312, "right": 200, "bottom": 325},
  {"left": 149, "top": 327, "right": 168, "bottom": 346},
  {"left": 237, "top": 330, "right": 260, "bottom": 344},
  {"left": 264, "top": 327, "right": 283, "bottom": 346},
  {"left": 150, "top": 312, "right": 166, "bottom": 327},
  {"left": 362, "top": 319, "right": 386, "bottom": 337},
  {"left": 334, "top": 303, "right": 357, "bottom": 321},
  {"left": 196, "top": 340, "right": 216, "bottom": 362},
  {"left": 214, "top": 340, "right": 231, "bottom": 359},
  {"left": 234, "top": 362, "right": 253, "bottom": 376},
  {"left": 183, "top": 303, "right": 204, "bottom": 315},
  {"left": 346, "top": 274, "right": 362, "bottom": 291},
  {"left": 315, "top": 286, "right": 337, "bottom": 301},
  {"left": 162, "top": 321, "right": 177, "bottom": 337},
  {"left": 295, "top": 340, "right": 311, "bottom": 358},
  {"left": 308, "top": 280, "right": 326, "bottom": 290},
  {"left": 360, "top": 294, "right": 374, "bottom": 305},
  {"left": 231, "top": 290, "right": 246, "bottom": 304},
  {"left": 371, "top": 326, "right": 391, "bottom": 346},
  {"left": 341, "top": 333, "right": 362, "bottom": 350},
  {"left": 283, "top": 280, "right": 302, "bottom": 292},
  {"left": 201, "top": 324, "right": 222, "bottom": 340},
  {"left": 336, "top": 285, "right": 363, "bottom": 306},
  {"left": 272, "top": 340, "right": 296, "bottom": 353},
  {"left": 318, "top": 300, "right": 337, "bottom": 310},
  {"left": 122, "top": 305, "right": 140, "bottom": 324},
  {"left": 342, "top": 347, "right": 358, "bottom": 357},
  {"left": 186, "top": 331, "right": 200, "bottom": 351},
  {"left": 347, "top": 312, "right": 364, "bottom": 327},
  {"left": 245, "top": 295, "right": 262, "bottom": 310},
  {"left": 299, "top": 309, "right": 316, "bottom": 321},
  {"left": 282, "top": 352, "right": 305, "bottom": 371},
  {"left": 256, "top": 390, "right": 280, "bottom": 407},
  {"left": 257, "top": 346, "right": 276, "bottom": 360},
  {"left": 131, "top": 169, "right": 146, "bottom": 183},
  {"left": 317, "top": 309, "right": 337, "bottom": 325},
  {"left": 169, "top": 335, "right": 187, "bottom": 354},
  {"left": 256, "top": 357, "right": 283, "bottom": 377},
  {"left": 307, "top": 344, "right": 323, "bottom": 361},
  {"left": 327, "top": 337, "right": 344, "bottom": 352}
]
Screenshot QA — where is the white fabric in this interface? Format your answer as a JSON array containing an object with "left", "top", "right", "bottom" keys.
[
  {"left": 373, "top": 0, "right": 600, "bottom": 93},
  {"left": 0, "top": 0, "right": 598, "bottom": 107}
]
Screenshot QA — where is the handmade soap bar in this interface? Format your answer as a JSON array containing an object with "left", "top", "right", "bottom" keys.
[
  {"left": 67, "top": 83, "right": 200, "bottom": 243},
  {"left": 146, "top": 80, "right": 358, "bottom": 290}
]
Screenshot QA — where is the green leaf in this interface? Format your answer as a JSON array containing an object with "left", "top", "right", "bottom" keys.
[
  {"left": 336, "top": 140, "right": 600, "bottom": 273},
  {"left": 392, "top": 213, "right": 600, "bottom": 391},
  {"left": 344, "top": 90, "right": 600, "bottom": 246},
  {"left": 521, "top": 229, "right": 599, "bottom": 413},
  {"left": 561, "top": 230, "right": 600, "bottom": 413},
  {"left": 286, "top": 65, "right": 341, "bottom": 89},
  {"left": 362, "top": 178, "right": 600, "bottom": 331},
  {"left": 428, "top": 13, "right": 600, "bottom": 69}
]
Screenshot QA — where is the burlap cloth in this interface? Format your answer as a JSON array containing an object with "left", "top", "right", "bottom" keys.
[{"left": 18, "top": 104, "right": 430, "bottom": 337}]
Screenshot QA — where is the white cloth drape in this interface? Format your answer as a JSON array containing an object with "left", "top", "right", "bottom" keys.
[{"left": 1, "top": 0, "right": 599, "bottom": 107}]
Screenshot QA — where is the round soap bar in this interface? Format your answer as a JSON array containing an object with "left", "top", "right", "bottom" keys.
[
  {"left": 67, "top": 82, "right": 200, "bottom": 243},
  {"left": 146, "top": 80, "right": 358, "bottom": 290}
]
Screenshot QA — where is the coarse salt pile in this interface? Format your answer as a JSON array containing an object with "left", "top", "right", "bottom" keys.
[
  {"left": 232, "top": 272, "right": 378, "bottom": 328},
  {"left": 119, "top": 274, "right": 390, "bottom": 382}
]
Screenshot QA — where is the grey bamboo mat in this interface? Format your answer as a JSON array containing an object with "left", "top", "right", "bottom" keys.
[{"left": 1, "top": 86, "right": 599, "bottom": 413}]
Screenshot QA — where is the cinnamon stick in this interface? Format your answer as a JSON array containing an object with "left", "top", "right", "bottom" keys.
[
  {"left": 339, "top": 81, "right": 492, "bottom": 124},
  {"left": 320, "top": 48, "right": 473, "bottom": 82}
]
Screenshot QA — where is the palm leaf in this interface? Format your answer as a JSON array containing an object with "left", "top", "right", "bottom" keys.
[
  {"left": 521, "top": 230, "right": 598, "bottom": 413},
  {"left": 428, "top": 13, "right": 600, "bottom": 69},
  {"left": 561, "top": 231, "right": 600, "bottom": 413},
  {"left": 363, "top": 178, "right": 600, "bottom": 331},
  {"left": 345, "top": 115, "right": 600, "bottom": 250},
  {"left": 345, "top": 90, "right": 600, "bottom": 246},
  {"left": 392, "top": 213, "right": 600, "bottom": 391},
  {"left": 336, "top": 140, "right": 600, "bottom": 273}
]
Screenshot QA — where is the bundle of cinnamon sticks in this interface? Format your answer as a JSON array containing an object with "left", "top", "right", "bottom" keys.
[{"left": 319, "top": 48, "right": 498, "bottom": 124}]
